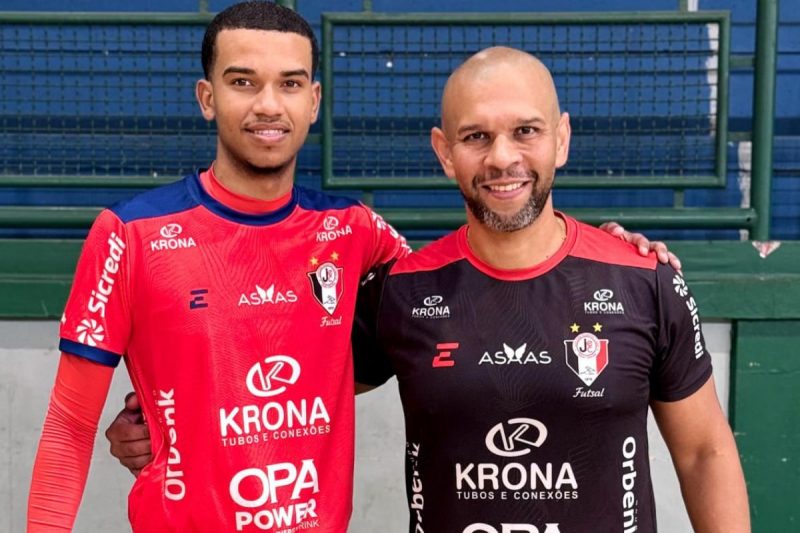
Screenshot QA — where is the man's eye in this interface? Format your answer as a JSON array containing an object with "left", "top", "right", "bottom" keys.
[
  {"left": 517, "top": 126, "right": 538, "bottom": 135},
  {"left": 463, "top": 132, "right": 487, "bottom": 142},
  {"left": 283, "top": 79, "right": 303, "bottom": 88},
  {"left": 232, "top": 78, "right": 253, "bottom": 87}
]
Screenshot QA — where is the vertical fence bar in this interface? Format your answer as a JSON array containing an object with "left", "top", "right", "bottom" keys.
[
  {"left": 750, "top": 0, "right": 779, "bottom": 240},
  {"left": 321, "top": 16, "right": 334, "bottom": 187}
]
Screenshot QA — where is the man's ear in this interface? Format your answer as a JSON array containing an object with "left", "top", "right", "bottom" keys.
[
  {"left": 430, "top": 127, "right": 456, "bottom": 180},
  {"left": 310, "top": 80, "right": 321, "bottom": 124},
  {"left": 555, "top": 112, "right": 571, "bottom": 169},
  {"left": 196, "top": 79, "right": 215, "bottom": 121}
]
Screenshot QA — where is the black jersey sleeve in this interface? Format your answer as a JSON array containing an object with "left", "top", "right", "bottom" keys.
[
  {"left": 652, "top": 263, "right": 714, "bottom": 402},
  {"left": 352, "top": 260, "right": 396, "bottom": 386}
]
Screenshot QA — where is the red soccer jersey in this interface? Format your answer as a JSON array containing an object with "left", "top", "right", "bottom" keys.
[{"left": 59, "top": 171, "right": 408, "bottom": 532}]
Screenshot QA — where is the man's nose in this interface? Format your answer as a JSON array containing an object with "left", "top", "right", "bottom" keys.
[
  {"left": 484, "top": 134, "right": 522, "bottom": 171},
  {"left": 252, "top": 85, "right": 282, "bottom": 116}
]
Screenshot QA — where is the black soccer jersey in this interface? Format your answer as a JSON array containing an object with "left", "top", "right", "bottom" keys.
[{"left": 353, "top": 214, "right": 712, "bottom": 533}]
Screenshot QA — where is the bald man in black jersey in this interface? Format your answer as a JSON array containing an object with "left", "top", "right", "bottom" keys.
[{"left": 353, "top": 47, "right": 750, "bottom": 533}]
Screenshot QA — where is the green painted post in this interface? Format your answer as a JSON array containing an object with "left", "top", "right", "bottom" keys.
[{"left": 750, "top": 0, "right": 779, "bottom": 240}]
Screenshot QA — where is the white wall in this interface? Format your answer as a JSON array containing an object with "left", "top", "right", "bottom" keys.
[{"left": 1, "top": 321, "right": 731, "bottom": 532}]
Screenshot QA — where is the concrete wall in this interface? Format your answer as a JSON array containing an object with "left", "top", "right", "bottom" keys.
[{"left": 1, "top": 321, "right": 731, "bottom": 532}]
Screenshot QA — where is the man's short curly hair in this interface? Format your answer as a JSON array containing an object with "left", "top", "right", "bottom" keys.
[{"left": 201, "top": 1, "right": 319, "bottom": 79}]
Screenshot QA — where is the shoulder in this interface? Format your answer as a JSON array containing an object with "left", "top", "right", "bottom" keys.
[
  {"left": 568, "top": 217, "right": 658, "bottom": 271},
  {"left": 390, "top": 228, "right": 465, "bottom": 276},
  {"left": 295, "top": 186, "right": 362, "bottom": 212},
  {"left": 110, "top": 175, "right": 198, "bottom": 224}
]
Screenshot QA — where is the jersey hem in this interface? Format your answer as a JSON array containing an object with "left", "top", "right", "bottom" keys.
[
  {"left": 59, "top": 339, "right": 121, "bottom": 368},
  {"left": 652, "top": 365, "right": 713, "bottom": 403}
]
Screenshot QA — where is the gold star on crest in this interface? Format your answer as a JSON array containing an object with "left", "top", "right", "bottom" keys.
[
  {"left": 330, "top": 251, "right": 339, "bottom": 261},
  {"left": 309, "top": 257, "right": 319, "bottom": 266},
  {"left": 570, "top": 323, "right": 580, "bottom": 333},
  {"left": 593, "top": 322, "right": 603, "bottom": 332}
]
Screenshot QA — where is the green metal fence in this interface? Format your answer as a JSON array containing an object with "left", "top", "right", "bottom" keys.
[
  {"left": 0, "top": 2, "right": 779, "bottom": 237},
  {"left": 322, "top": 11, "right": 730, "bottom": 189},
  {"left": 0, "top": 12, "right": 214, "bottom": 184}
]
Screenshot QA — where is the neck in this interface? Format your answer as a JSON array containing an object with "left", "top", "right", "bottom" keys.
[
  {"left": 466, "top": 202, "right": 566, "bottom": 270},
  {"left": 212, "top": 151, "right": 296, "bottom": 201}
]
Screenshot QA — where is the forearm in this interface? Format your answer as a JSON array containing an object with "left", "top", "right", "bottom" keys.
[
  {"left": 675, "top": 439, "right": 750, "bottom": 533},
  {"left": 28, "top": 354, "right": 114, "bottom": 531}
]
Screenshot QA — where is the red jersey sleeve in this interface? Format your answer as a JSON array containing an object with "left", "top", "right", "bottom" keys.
[
  {"left": 28, "top": 353, "right": 114, "bottom": 531},
  {"left": 360, "top": 204, "right": 411, "bottom": 275},
  {"left": 59, "top": 209, "right": 131, "bottom": 367}
]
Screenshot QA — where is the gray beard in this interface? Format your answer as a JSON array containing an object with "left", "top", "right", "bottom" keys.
[{"left": 462, "top": 176, "right": 551, "bottom": 233}]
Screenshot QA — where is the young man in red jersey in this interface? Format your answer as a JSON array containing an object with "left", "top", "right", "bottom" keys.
[
  {"left": 27, "top": 3, "right": 410, "bottom": 531},
  {"left": 352, "top": 47, "right": 750, "bottom": 533}
]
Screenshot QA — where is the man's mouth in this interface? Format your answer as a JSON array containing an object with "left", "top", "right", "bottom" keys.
[
  {"left": 485, "top": 182, "right": 525, "bottom": 192},
  {"left": 249, "top": 128, "right": 287, "bottom": 137}
]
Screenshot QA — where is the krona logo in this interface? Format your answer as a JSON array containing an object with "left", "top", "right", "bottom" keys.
[
  {"left": 323, "top": 216, "right": 339, "bottom": 231},
  {"left": 412, "top": 294, "right": 450, "bottom": 319},
  {"left": 151, "top": 223, "right": 197, "bottom": 252},
  {"left": 316, "top": 216, "right": 352, "bottom": 242},
  {"left": 485, "top": 418, "right": 548, "bottom": 457},
  {"left": 246, "top": 355, "right": 301, "bottom": 397},
  {"left": 423, "top": 295, "right": 443, "bottom": 306},
  {"left": 584, "top": 288, "right": 624, "bottom": 315},
  {"left": 593, "top": 289, "right": 613, "bottom": 302},
  {"left": 160, "top": 223, "right": 182, "bottom": 239}
]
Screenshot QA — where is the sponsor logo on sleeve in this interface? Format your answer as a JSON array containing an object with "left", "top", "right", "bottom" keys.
[
  {"left": 86, "top": 231, "right": 126, "bottom": 320},
  {"left": 584, "top": 288, "right": 625, "bottom": 315},
  {"left": 150, "top": 223, "right": 197, "bottom": 252},
  {"left": 672, "top": 275, "right": 706, "bottom": 359},
  {"left": 218, "top": 355, "right": 331, "bottom": 449},
  {"left": 371, "top": 210, "right": 411, "bottom": 254},
  {"left": 412, "top": 295, "right": 451, "bottom": 319},
  {"left": 76, "top": 318, "right": 105, "bottom": 347},
  {"left": 455, "top": 418, "right": 577, "bottom": 505}
]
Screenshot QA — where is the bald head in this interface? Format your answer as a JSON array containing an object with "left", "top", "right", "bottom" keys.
[{"left": 441, "top": 47, "right": 561, "bottom": 136}]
